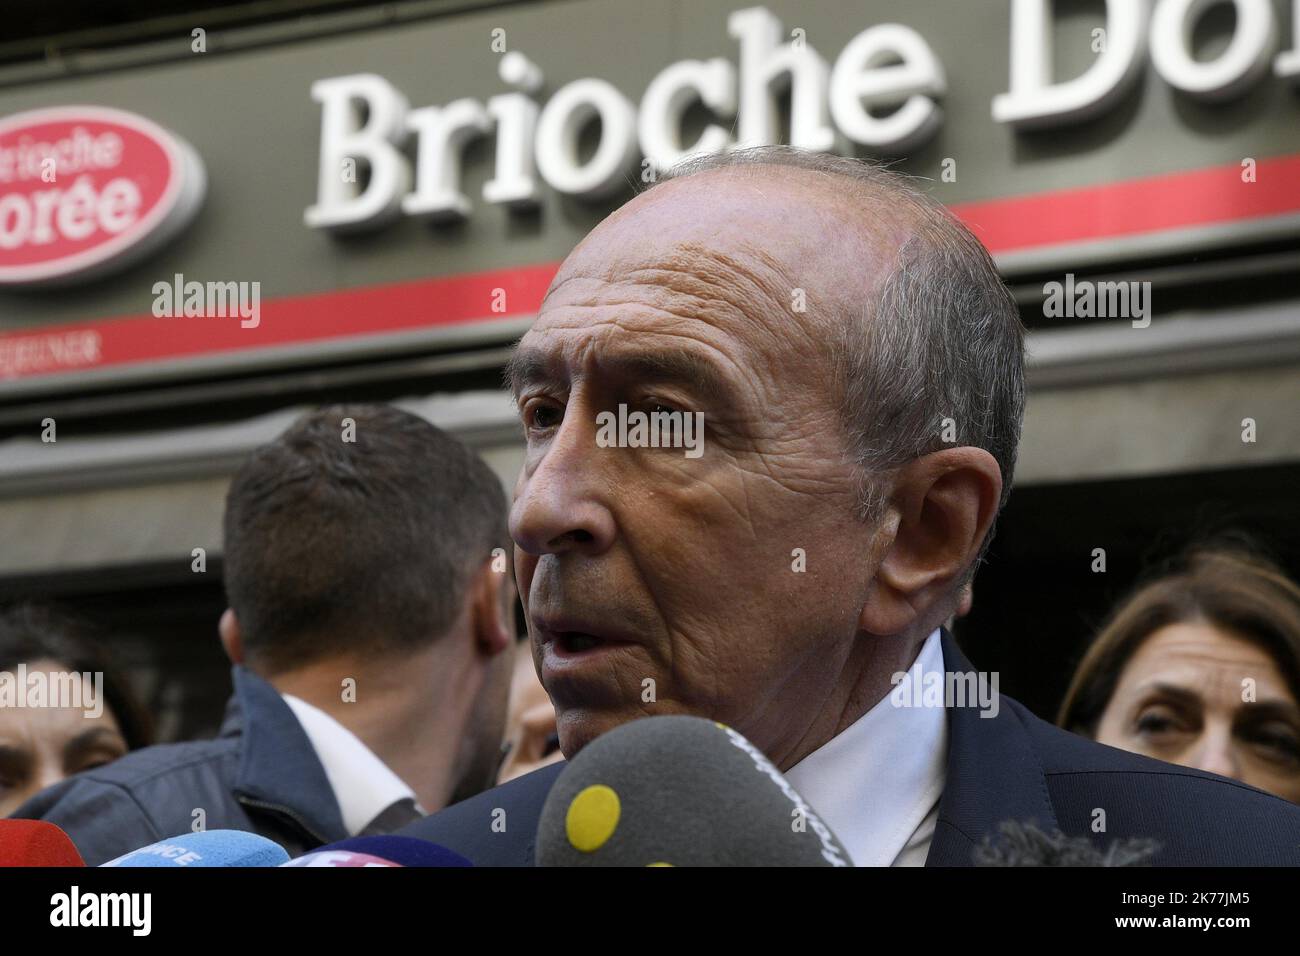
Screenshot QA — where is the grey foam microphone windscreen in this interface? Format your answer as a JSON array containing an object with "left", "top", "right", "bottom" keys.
[
  {"left": 973, "top": 820, "right": 1161, "bottom": 866},
  {"left": 535, "top": 715, "right": 852, "bottom": 866}
]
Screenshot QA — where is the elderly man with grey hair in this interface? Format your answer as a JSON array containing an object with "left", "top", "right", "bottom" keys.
[{"left": 402, "top": 146, "right": 1300, "bottom": 866}]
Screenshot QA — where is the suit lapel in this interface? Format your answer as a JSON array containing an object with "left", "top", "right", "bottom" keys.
[
  {"left": 925, "top": 632, "right": 1058, "bottom": 866},
  {"left": 229, "top": 666, "right": 350, "bottom": 846}
]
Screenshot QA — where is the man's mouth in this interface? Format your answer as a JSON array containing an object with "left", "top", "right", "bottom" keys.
[
  {"left": 534, "top": 615, "right": 646, "bottom": 703},
  {"left": 550, "top": 629, "right": 634, "bottom": 658},
  {"left": 558, "top": 631, "right": 603, "bottom": 654},
  {"left": 533, "top": 616, "right": 639, "bottom": 664}
]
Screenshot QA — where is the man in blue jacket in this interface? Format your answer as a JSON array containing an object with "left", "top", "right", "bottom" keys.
[
  {"left": 401, "top": 147, "right": 1300, "bottom": 865},
  {"left": 18, "top": 404, "right": 516, "bottom": 865}
]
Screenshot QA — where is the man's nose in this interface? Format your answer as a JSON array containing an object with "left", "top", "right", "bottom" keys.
[
  {"left": 510, "top": 408, "right": 616, "bottom": 556},
  {"left": 34, "top": 760, "right": 65, "bottom": 795},
  {"left": 1187, "top": 724, "right": 1241, "bottom": 782}
]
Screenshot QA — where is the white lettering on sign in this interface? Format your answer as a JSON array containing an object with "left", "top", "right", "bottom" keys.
[
  {"left": 0, "top": 128, "right": 123, "bottom": 184},
  {"left": 993, "top": 0, "right": 1150, "bottom": 127},
  {"left": 1150, "top": 0, "right": 1277, "bottom": 101},
  {"left": 304, "top": 5, "right": 949, "bottom": 231},
  {"left": 305, "top": 2, "right": 1300, "bottom": 232},
  {"left": 0, "top": 175, "right": 142, "bottom": 250},
  {"left": 996, "top": 0, "right": 1297, "bottom": 127},
  {"left": 304, "top": 73, "right": 411, "bottom": 232},
  {"left": 0, "top": 329, "right": 102, "bottom": 379}
]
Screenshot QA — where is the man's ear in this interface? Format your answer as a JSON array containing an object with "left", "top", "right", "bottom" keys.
[
  {"left": 858, "top": 447, "right": 1002, "bottom": 636},
  {"left": 219, "top": 608, "right": 244, "bottom": 664},
  {"left": 469, "top": 560, "right": 515, "bottom": 658}
]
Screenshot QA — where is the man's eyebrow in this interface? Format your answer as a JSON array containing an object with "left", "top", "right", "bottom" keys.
[
  {"left": 1132, "top": 682, "right": 1202, "bottom": 709},
  {"left": 504, "top": 346, "right": 558, "bottom": 400},
  {"left": 62, "top": 725, "right": 125, "bottom": 763},
  {"left": 505, "top": 345, "right": 735, "bottom": 406},
  {"left": 1236, "top": 699, "right": 1300, "bottom": 723},
  {"left": 600, "top": 350, "right": 734, "bottom": 405}
]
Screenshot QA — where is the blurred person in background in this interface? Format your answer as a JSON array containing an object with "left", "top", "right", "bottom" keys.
[
  {"left": 0, "top": 604, "right": 152, "bottom": 816},
  {"left": 496, "top": 637, "right": 563, "bottom": 785},
  {"left": 16, "top": 404, "right": 516, "bottom": 864},
  {"left": 1059, "top": 544, "right": 1300, "bottom": 805}
]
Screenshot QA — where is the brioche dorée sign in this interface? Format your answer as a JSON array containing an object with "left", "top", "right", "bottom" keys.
[
  {"left": 0, "top": 106, "right": 206, "bottom": 286},
  {"left": 304, "top": 1, "right": 1300, "bottom": 232},
  {"left": 2, "top": 0, "right": 1300, "bottom": 392}
]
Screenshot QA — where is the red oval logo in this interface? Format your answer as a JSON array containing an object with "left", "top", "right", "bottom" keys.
[{"left": 0, "top": 106, "right": 205, "bottom": 286}]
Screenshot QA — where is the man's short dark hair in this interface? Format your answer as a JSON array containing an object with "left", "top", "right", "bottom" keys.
[{"left": 222, "top": 404, "right": 509, "bottom": 674}]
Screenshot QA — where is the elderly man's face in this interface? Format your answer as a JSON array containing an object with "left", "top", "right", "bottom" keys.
[{"left": 509, "top": 168, "right": 913, "bottom": 764}]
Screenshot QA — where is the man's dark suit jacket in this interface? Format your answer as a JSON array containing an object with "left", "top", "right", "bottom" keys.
[
  {"left": 16, "top": 666, "right": 352, "bottom": 866},
  {"left": 401, "top": 632, "right": 1300, "bottom": 865}
]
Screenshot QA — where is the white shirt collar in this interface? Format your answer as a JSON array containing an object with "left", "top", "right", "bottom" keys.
[
  {"left": 784, "top": 628, "right": 948, "bottom": 867},
  {"left": 280, "top": 693, "right": 419, "bottom": 836}
]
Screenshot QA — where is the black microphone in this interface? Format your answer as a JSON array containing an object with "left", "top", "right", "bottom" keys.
[
  {"left": 288, "top": 835, "right": 472, "bottom": 867},
  {"left": 536, "top": 715, "right": 851, "bottom": 866}
]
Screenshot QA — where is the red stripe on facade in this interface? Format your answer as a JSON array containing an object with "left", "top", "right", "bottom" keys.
[
  {"left": 4, "top": 154, "right": 1299, "bottom": 383},
  {"left": 950, "top": 154, "right": 1300, "bottom": 253}
]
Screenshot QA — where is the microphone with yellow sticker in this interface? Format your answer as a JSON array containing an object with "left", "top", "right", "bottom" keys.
[{"left": 535, "top": 715, "right": 852, "bottom": 866}]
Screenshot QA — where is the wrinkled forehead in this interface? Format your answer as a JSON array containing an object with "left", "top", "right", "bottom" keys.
[
  {"left": 522, "top": 167, "right": 907, "bottom": 377},
  {"left": 1124, "top": 627, "right": 1295, "bottom": 705}
]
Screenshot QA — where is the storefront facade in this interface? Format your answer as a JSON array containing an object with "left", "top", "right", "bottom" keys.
[{"left": 2, "top": 0, "right": 1298, "bottom": 732}]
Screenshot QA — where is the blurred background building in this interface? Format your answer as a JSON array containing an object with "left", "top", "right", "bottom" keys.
[{"left": 1, "top": 0, "right": 1298, "bottom": 738}]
